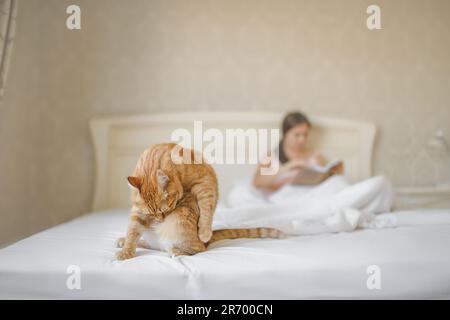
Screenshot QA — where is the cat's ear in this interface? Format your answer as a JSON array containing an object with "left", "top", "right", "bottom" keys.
[
  {"left": 127, "top": 176, "right": 142, "bottom": 191},
  {"left": 156, "top": 169, "right": 169, "bottom": 188}
]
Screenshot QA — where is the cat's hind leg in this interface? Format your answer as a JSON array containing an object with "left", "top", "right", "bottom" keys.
[
  {"left": 163, "top": 202, "right": 207, "bottom": 257},
  {"left": 190, "top": 182, "right": 218, "bottom": 243}
]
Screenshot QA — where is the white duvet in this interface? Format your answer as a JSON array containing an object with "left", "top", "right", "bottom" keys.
[{"left": 217, "top": 175, "right": 396, "bottom": 235}]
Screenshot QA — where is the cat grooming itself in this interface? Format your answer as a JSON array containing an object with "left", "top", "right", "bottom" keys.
[{"left": 116, "top": 143, "right": 283, "bottom": 260}]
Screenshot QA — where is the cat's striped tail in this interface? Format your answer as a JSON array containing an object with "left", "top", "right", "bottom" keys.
[{"left": 207, "top": 227, "right": 285, "bottom": 245}]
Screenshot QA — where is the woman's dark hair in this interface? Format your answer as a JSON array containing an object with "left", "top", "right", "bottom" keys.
[{"left": 278, "top": 111, "right": 311, "bottom": 164}]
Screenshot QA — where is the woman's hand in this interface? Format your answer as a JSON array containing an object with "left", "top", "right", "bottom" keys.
[
  {"left": 280, "top": 159, "right": 308, "bottom": 173},
  {"left": 330, "top": 162, "right": 344, "bottom": 174}
]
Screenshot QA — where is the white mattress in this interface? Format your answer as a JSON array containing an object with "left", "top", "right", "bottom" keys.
[{"left": 0, "top": 208, "right": 450, "bottom": 299}]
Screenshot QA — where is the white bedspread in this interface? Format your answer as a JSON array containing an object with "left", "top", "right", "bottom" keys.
[
  {"left": 222, "top": 175, "right": 395, "bottom": 235},
  {"left": 1, "top": 208, "right": 450, "bottom": 299}
]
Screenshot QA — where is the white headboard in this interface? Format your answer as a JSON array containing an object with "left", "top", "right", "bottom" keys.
[{"left": 89, "top": 112, "right": 376, "bottom": 211}]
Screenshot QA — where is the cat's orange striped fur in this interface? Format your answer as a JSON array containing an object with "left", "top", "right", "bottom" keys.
[{"left": 116, "top": 143, "right": 283, "bottom": 260}]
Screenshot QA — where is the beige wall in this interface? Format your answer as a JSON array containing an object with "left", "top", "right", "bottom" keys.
[{"left": 1, "top": 0, "right": 449, "bottom": 247}]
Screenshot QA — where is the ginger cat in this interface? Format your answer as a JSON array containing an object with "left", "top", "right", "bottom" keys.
[{"left": 116, "top": 143, "right": 283, "bottom": 260}]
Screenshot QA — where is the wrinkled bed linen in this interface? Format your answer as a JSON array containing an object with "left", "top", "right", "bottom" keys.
[
  {"left": 218, "top": 175, "right": 395, "bottom": 235},
  {"left": 0, "top": 208, "right": 449, "bottom": 299}
]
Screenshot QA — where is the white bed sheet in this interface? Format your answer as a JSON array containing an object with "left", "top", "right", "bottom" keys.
[{"left": 0, "top": 209, "right": 449, "bottom": 299}]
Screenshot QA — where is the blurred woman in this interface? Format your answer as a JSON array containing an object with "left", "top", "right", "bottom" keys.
[
  {"left": 253, "top": 111, "right": 341, "bottom": 192},
  {"left": 222, "top": 111, "right": 393, "bottom": 236}
]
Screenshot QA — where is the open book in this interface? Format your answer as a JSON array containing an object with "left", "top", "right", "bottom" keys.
[{"left": 292, "top": 160, "right": 343, "bottom": 185}]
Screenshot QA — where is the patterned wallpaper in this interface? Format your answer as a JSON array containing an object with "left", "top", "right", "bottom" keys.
[
  {"left": 0, "top": 0, "right": 17, "bottom": 96},
  {"left": 0, "top": 0, "right": 449, "bottom": 246}
]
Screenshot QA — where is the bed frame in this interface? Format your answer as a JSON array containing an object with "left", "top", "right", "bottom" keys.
[{"left": 89, "top": 112, "right": 376, "bottom": 211}]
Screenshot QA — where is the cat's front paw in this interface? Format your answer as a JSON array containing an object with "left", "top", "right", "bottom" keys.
[
  {"left": 198, "top": 228, "right": 212, "bottom": 243},
  {"left": 116, "top": 249, "right": 136, "bottom": 260}
]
